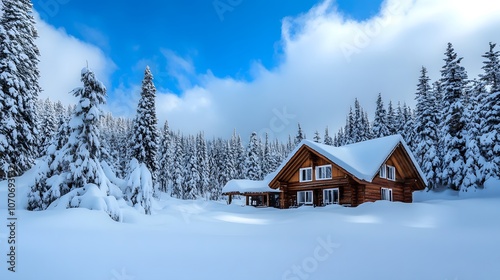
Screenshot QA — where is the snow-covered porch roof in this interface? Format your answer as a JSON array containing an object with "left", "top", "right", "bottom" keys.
[{"left": 222, "top": 179, "right": 281, "bottom": 195}]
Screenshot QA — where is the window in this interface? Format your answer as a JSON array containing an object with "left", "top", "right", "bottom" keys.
[
  {"left": 379, "top": 164, "right": 387, "bottom": 179},
  {"left": 379, "top": 164, "right": 396, "bottom": 181},
  {"left": 387, "top": 165, "right": 396, "bottom": 181},
  {"left": 323, "top": 188, "right": 339, "bottom": 205},
  {"left": 381, "top": 188, "right": 393, "bottom": 201},
  {"left": 297, "top": 191, "right": 313, "bottom": 206},
  {"left": 316, "top": 165, "right": 332, "bottom": 180},
  {"left": 299, "top": 167, "right": 312, "bottom": 182}
]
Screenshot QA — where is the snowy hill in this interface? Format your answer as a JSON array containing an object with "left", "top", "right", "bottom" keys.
[{"left": 1, "top": 174, "right": 500, "bottom": 280}]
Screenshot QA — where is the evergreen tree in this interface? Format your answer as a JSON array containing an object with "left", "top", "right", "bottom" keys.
[
  {"left": 183, "top": 136, "right": 199, "bottom": 199},
  {"left": 170, "top": 134, "right": 184, "bottom": 199},
  {"left": 294, "top": 123, "right": 305, "bottom": 146},
  {"left": 28, "top": 68, "right": 122, "bottom": 220},
  {"left": 479, "top": 42, "right": 500, "bottom": 180},
  {"left": 439, "top": 43, "right": 468, "bottom": 190},
  {"left": 372, "top": 93, "right": 390, "bottom": 138},
  {"left": 0, "top": 0, "right": 41, "bottom": 178},
  {"left": 245, "top": 132, "right": 262, "bottom": 180},
  {"left": 158, "top": 120, "right": 172, "bottom": 192},
  {"left": 196, "top": 132, "right": 210, "bottom": 198},
  {"left": 387, "top": 101, "right": 396, "bottom": 135},
  {"left": 324, "top": 127, "right": 333, "bottom": 146},
  {"left": 131, "top": 66, "right": 159, "bottom": 192},
  {"left": 414, "top": 67, "right": 441, "bottom": 189},
  {"left": 313, "top": 130, "right": 321, "bottom": 143},
  {"left": 462, "top": 80, "right": 485, "bottom": 191}
]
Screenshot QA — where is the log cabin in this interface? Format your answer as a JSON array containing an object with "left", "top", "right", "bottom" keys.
[{"left": 223, "top": 135, "right": 427, "bottom": 208}]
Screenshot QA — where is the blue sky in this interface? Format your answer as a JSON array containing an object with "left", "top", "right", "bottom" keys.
[
  {"left": 31, "top": 0, "right": 500, "bottom": 140},
  {"left": 34, "top": 0, "right": 383, "bottom": 94}
]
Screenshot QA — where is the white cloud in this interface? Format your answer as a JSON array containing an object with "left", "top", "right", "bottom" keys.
[
  {"left": 35, "top": 13, "right": 114, "bottom": 106},
  {"left": 154, "top": 0, "right": 500, "bottom": 141}
]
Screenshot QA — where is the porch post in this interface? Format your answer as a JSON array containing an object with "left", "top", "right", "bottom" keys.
[{"left": 246, "top": 195, "right": 249, "bottom": 206}]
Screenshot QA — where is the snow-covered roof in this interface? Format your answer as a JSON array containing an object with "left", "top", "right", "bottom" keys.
[
  {"left": 273, "top": 135, "right": 428, "bottom": 185},
  {"left": 222, "top": 179, "right": 281, "bottom": 194}
]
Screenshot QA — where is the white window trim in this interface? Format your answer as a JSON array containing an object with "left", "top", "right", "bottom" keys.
[
  {"left": 315, "top": 165, "right": 333, "bottom": 181},
  {"left": 299, "top": 167, "right": 313, "bottom": 182},
  {"left": 323, "top": 188, "right": 339, "bottom": 205},
  {"left": 379, "top": 164, "right": 387, "bottom": 179},
  {"left": 297, "top": 190, "right": 314, "bottom": 205},
  {"left": 387, "top": 165, "right": 396, "bottom": 181},
  {"left": 381, "top": 187, "right": 393, "bottom": 201}
]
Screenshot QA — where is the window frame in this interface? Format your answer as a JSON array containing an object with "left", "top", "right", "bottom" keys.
[
  {"left": 379, "top": 164, "right": 387, "bottom": 179},
  {"left": 387, "top": 165, "right": 396, "bottom": 181},
  {"left": 323, "top": 188, "right": 339, "bottom": 205},
  {"left": 315, "top": 165, "right": 333, "bottom": 181},
  {"left": 381, "top": 187, "right": 393, "bottom": 201},
  {"left": 297, "top": 190, "right": 314, "bottom": 206},
  {"left": 299, "top": 167, "right": 313, "bottom": 182}
]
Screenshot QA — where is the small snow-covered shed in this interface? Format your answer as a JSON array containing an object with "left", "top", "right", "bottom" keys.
[{"left": 222, "top": 179, "right": 280, "bottom": 207}]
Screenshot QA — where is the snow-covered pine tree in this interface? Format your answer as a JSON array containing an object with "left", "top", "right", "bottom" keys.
[
  {"left": 478, "top": 42, "right": 500, "bottom": 180},
  {"left": 170, "top": 133, "right": 184, "bottom": 199},
  {"left": 0, "top": 0, "right": 41, "bottom": 178},
  {"left": 158, "top": 120, "right": 172, "bottom": 192},
  {"left": 439, "top": 43, "right": 468, "bottom": 190},
  {"left": 324, "top": 127, "right": 333, "bottom": 145},
  {"left": 295, "top": 123, "right": 305, "bottom": 146},
  {"left": 313, "top": 130, "right": 321, "bottom": 143},
  {"left": 245, "top": 132, "right": 263, "bottom": 180},
  {"left": 262, "top": 133, "right": 274, "bottom": 176},
  {"left": 230, "top": 130, "right": 245, "bottom": 179},
  {"left": 29, "top": 67, "right": 123, "bottom": 221},
  {"left": 182, "top": 136, "right": 199, "bottom": 199},
  {"left": 196, "top": 132, "right": 210, "bottom": 198},
  {"left": 372, "top": 93, "right": 390, "bottom": 138},
  {"left": 387, "top": 100, "right": 396, "bottom": 135},
  {"left": 38, "top": 98, "right": 57, "bottom": 155},
  {"left": 363, "top": 111, "right": 372, "bottom": 140},
  {"left": 352, "top": 99, "right": 365, "bottom": 142},
  {"left": 413, "top": 67, "right": 441, "bottom": 189},
  {"left": 131, "top": 66, "right": 159, "bottom": 195},
  {"left": 462, "top": 80, "right": 485, "bottom": 191}
]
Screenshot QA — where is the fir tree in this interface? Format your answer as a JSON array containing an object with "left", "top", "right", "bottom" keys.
[
  {"left": 170, "top": 134, "right": 184, "bottom": 199},
  {"left": 414, "top": 67, "right": 441, "bottom": 189},
  {"left": 295, "top": 123, "right": 305, "bottom": 146},
  {"left": 158, "top": 120, "right": 172, "bottom": 192},
  {"left": 324, "top": 127, "right": 333, "bottom": 146},
  {"left": 479, "top": 42, "right": 500, "bottom": 180},
  {"left": 372, "top": 93, "right": 390, "bottom": 138},
  {"left": 245, "top": 132, "right": 262, "bottom": 180},
  {"left": 439, "top": 43, "right": 468, "bottom": 190},
  {"left": 313, "top": 130, "right": 321, "bottom": 143},
  {"left": 131, "top": 66, "right": 159, "bottom": 191},
  {"left": 0, "top": 0, "right": 41, "bottom": 178}
]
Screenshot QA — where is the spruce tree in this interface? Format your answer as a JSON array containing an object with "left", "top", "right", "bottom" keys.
[
  {"left": 439, "top": 43, "right": 468, "bottom": 190},
  {"left": 462, "top": 80, "right": 485, "bottom": 191},
  {"left": 324, "top": 127, "right": 333, "bottom": 146},
  {"left": 131, "top": 66, "right": 159, "bottom": 190},
  {"left": 313, "top": 130, "right": 321, "bottom": 143},
  {"left": 0, "top": 0, "right": 41, "bottom": 178},
  {"left": 295, "top": 123, "right": 305, "bottom": 146},
  {"left": 479, "top": 42, "right": 500, "bottom": 180},
  {"left": 414, "top": 67, "right": 440, "bottom": 189},
  {"left": 245, "top": 132, "right": 262, "bottom": 180},
  {"left": 372, "top": 93, "right": 390, "bottom": 138},
  {"left": 158, "top": 120, "right": 172, "bottom": 192}
]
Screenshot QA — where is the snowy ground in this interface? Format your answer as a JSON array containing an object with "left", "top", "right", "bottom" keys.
[{"left": 1, "top": 172, "right": 499, "bottom": 280}]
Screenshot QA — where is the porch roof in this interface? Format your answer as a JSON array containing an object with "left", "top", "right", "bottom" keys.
[{"left": 222, "top": 179, "right": 281, "bottom": 194}]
